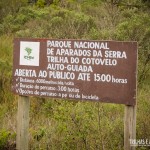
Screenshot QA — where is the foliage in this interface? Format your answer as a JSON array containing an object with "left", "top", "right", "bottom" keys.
[
  {"left": 0, "top": 0, "right": 28, "bottom": 22},
  {"left": 0, "top": 0, "right": 150, "bottom": 149},
  {"left": 13, "top": 7, "right": 96, "bottom": 39},
  {"left": 36, "top": 0, "right": 45, "bottom": 7},
  {"left": 0, "top": 130, "right": 10, "bottom": 149},
  {"left": 0, "top": 35, "right": 13, "bottom": 104},
  {"left": 0, "top": 129, "right": 16, "bottom": 149},
  {"left": 28, "top": 100, "right": 124, "bottom": 150},
  {"left": 0, "top": 6, "right": 50, "bottom": 35}
]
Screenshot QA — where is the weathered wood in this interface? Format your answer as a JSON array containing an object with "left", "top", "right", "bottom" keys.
[
  {"left": 16, "top": 96, "right": 30, "bottom": 150},
  {"left": 124, "top": 105, "right": 136, "bottom": 150}
]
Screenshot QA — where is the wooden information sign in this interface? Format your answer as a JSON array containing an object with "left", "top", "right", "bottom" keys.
[
  {"left": 12, "top": 38, "right": 137, "bottom": 105},
  {"left": 12, "top": 38, "right": 138, "bottom": 150}
]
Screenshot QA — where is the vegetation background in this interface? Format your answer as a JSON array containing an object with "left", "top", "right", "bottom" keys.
[{"left": 0, "top": 0, "right": 150, "bottom": 149}]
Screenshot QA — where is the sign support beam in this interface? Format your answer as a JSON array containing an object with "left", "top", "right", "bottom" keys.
[
  {"left": 124, "top": 105, "right": 136, "bottom": 150},
  {"left": 17, "top": 96, "right": 30, "bottom": 150}
]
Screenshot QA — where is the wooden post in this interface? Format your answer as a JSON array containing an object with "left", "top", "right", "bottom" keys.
[
  {"left": 17, "top": 96, "right": 30, "bottom": 150},
  {"left": 124, "top": 105, "right": 136, "bottom": 150}
]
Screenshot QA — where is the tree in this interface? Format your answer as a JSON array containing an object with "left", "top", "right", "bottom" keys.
[{"left": 0, "top": 0, "right": 28, "bottom": 21}]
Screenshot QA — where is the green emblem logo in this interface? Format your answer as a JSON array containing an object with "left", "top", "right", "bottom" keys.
[{"left": 24, "top": 47, "right": 34, "bottom": 60}]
